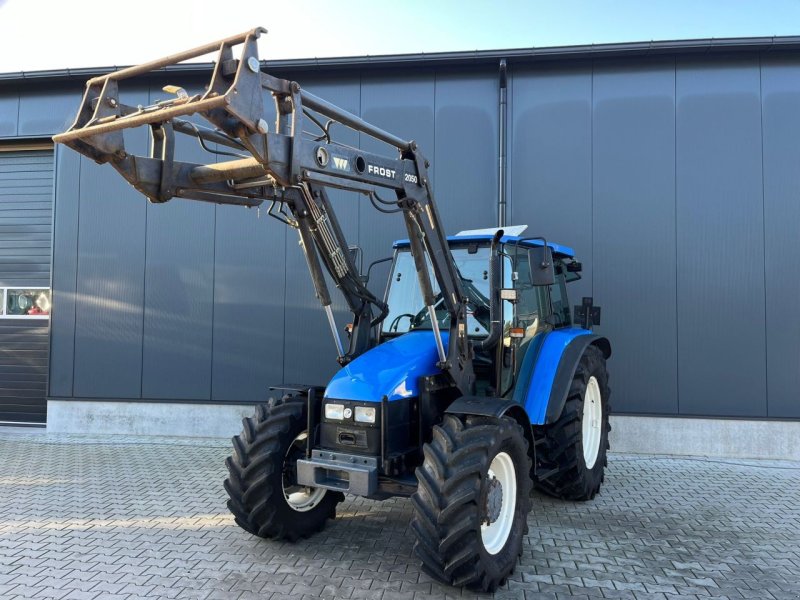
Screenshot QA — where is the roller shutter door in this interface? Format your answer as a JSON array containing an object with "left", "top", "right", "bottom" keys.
[{"left": 0, "top": 147, "right": 53, "bottom": 424}]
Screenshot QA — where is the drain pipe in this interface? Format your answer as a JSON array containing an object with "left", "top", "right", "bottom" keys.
[{"left": 497, "top": 59, "right": 508, "bottom": 227}]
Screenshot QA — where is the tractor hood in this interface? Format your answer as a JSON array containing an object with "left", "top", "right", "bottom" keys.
[{"left": 324, "top": 331, "right": 448, "bottom": 402}]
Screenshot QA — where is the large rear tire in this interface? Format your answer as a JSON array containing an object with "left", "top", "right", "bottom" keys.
[
  {"left": 224, "top": 395, "right": 343, "bottom": 541},
  {"left": 533, "top": 344, "right": 610, "bottom": 500},
  {"left": 411, "top": 414, "right": 532, "bottom": 592}
]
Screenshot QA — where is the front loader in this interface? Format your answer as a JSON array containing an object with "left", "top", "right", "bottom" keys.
[{"left": 54, "top": 28, "right": 612, "bottom": 592}]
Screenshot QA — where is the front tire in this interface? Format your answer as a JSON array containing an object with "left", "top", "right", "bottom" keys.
[
  {"left": 411, "top": 414, "right": 532, "bottom": 592},
  {"left": 534, "top": 344, "right": 611, "bottom": 500},
  {"left": 224, "top": 395, "right": 343, "bottom": 541}
]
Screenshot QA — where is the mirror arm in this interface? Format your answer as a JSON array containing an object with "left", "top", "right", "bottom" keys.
[{"left": 364, "top": 256, "right": 393, "bottom": 284}]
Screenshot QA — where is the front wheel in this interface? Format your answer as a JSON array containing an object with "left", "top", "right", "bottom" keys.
[
  {"left": 224, "top": 395, "right": 343, "bottom": 541},
  {"left": 411, "top": 414, "right": 532, "bottom": 592}
]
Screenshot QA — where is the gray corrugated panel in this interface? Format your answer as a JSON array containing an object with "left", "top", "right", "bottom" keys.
[
  {"left": 359, "top": 72, "right": 435, "bottom": 298},
  {"left": 760, "top": 57, "right": 800, "bottom": 418},
  {"left": 592, "top": 60, "right": 678, "bottom": 415},
  {"left": 48, "top": 146, "right": 79, "bottom": 397},
  {"left": 283, "top": 77, "right": 362, "bottom": 387},
  {"left": 211, "top": 207, "right": 286, "bottom": 402},
  {"left": 433, "top": 70, "right": 498, "bottom": 233},
  {"left": 210, "top": 87, "right": 286, "bottom": 401},
  {"left": 17, "top": 86, "right": 80, "bottom": 137},
  {"left": 0, "top": 150, "right": 53, "bottom": 288},
  {"left": 509, "top": 64, "right": 593, "bottom": 302},
  {"left": 72, "top": 88, "right": 149, "bottom": 398},
  {"left": 675, "top": 57, "right": 767, "bottom": 417},
  {"left": 0, "top": 320, "right": 48, "bottom": 423},
  {"left": 141, "top": 84, "right": 215, "bottom": 400},
  {"left": 140, "top": 197, "right": 215, "bottom": 399},
  {"left": 0, "top": 92, "right": 17, "bottom": 137}
]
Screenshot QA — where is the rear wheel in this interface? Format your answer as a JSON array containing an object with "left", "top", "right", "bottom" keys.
[
  {"left": 411, "top": 414, "right": 532, "bottom": 592},
  {"left": 224, "top": 395, "right": 343, "bottom": 541},
  {"left": 534, "top": 345, "right": 610, "bottom": 500}
]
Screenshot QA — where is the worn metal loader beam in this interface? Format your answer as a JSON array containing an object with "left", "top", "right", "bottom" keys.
[{"left": 52, "top": 27, "right": 476, "bottom": 397}]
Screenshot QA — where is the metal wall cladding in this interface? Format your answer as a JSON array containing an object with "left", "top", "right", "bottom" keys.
[
  {"left": 0, "top": 150, "right": 53, "bottom": 287},
  {"left": 71, "top": 87, "right": 149, "bottom": 399},
  {"left": 0, "top": 319, "right": 48, "bottom": 423},
  {"left": 49, "top": 146, "right": 79, "bottom": 397},
  {"left": 0, "top": 85, "right": 79, "bottom": 138},
  {"left": 509, "top": 64, "right": 593, "bottom": 304},
  {"left": 0, "top": 92, "right": 19, "bottom": 138},
  {"left": 0, "top": 149, "right": 53, "bottom": 423},
  {"left": 760, "top": 55, "right": 800, "bottom": 419},
  {"left": 592, "top": 60, "right": 678, "bottom": 415},
  {"left": 675, "top": 58, "right": 767, "bottom": 417},
  {"left": 39, "top": 52, "right": 800, "bottom": 418},
  {"left": 140, "top": 85, "right": 215, "bottom": 400}
]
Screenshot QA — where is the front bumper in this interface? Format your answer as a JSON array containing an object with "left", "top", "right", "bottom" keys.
[{"left": 296, "top": 450, "right": 379, "bottom": 497}]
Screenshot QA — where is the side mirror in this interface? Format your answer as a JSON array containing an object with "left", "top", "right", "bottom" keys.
[{"left": 529, "top": 246, "right": 555, "bottom": 286}]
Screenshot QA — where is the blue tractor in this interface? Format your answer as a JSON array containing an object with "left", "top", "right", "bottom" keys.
[{"left": 54, "top": 28, "right": 611, "bottom": 592}]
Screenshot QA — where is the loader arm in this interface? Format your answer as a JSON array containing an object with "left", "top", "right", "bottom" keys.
[{"left": 53, "top": 27, "right": 475, "bottom": 395}]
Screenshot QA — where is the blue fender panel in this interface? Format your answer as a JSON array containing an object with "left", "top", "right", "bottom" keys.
[
  {"left": 324, "top": 331, "right": 448, "bottom": 402},
  {"left": 512, "top": 328, "right": 596, "bottom": 425}
]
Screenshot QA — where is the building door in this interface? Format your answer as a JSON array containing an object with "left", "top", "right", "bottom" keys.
[{"left": 0, "top": 145, "right": 53, "bottom": 425}]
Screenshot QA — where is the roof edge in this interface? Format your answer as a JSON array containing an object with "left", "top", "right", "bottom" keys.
[{"left": 3, "top": 35, "right": 800, "bottom": 83}]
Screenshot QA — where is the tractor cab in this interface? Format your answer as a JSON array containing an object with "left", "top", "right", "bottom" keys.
[{"left": 380, "top": 226, "right": 581, "bottom": 397}]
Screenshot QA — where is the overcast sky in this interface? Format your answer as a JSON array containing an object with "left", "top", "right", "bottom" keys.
[{"left": 1, "top": 0, "right": 799, "bottom": 73}]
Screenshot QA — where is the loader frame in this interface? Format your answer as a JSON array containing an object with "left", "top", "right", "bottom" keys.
[{"left": 54, "top": 28, "right": 486, "bottom": 396}]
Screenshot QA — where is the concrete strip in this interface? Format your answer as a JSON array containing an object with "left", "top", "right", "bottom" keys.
[
  {"left": 48, "top": 400, "right": 800, "bottom": 460},
  {"left": 47, "top": 400, "right": 257, "bottom": 438},
  {"left": 610, "top": 414, "right": 800, "bottom": 461}
]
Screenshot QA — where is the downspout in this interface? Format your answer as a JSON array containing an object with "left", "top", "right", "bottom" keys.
[{"left": 497, "top": 59, "right": 508, "bottom": 227}]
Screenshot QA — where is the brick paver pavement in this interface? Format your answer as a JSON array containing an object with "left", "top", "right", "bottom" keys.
[{"left": 0, "top": 427, "right": 798, "bottom": 599}]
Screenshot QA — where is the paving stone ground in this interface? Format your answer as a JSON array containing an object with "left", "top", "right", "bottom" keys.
[{"left": 0, "top": 427, "right": 798, "bottom": 600}]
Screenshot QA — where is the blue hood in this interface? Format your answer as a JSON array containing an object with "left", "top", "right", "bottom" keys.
[{"left": 324, "top": 331, "right": 448, "bottom": 402}]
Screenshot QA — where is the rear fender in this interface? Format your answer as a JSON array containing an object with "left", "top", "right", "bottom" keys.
[{"left": 512, "top": 329, "right": 611, "bottom": 425}]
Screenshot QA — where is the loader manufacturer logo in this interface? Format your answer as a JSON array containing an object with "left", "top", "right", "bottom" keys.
[
  {"left": 368, "top": 164, "right": 396, "bottom": 180},
  {"left": 332, "top": 156, "right": 349, "bottom": 171}
]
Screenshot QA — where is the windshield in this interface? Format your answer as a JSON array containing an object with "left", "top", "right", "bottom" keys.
[{"left": 382, "top": 246, "right": 491, "bottom": 337}]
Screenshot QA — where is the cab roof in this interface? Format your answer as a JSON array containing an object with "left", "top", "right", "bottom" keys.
[{"left": 392, "top": 234, "right": 575, "bottom": 258}]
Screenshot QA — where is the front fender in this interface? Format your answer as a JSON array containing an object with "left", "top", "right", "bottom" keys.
[{"left": 512, "top": 328, "right": 611, "bottom": 425}]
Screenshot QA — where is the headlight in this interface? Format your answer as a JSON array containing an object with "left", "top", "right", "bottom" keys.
[
  {"left": 354, "top": 406, "right": 376, "bottom": 424},
  {"left": 325, "top": 403, "right": 345, "bottom": 420}
]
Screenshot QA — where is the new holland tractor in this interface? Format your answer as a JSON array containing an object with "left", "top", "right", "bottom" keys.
[{"left": 54, "top": 28, "right": 611, "bottom": 592}]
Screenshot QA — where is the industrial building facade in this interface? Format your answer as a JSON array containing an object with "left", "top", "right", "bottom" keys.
[{"left": 0, "top": 38, "right": 798, "bottom": 455}]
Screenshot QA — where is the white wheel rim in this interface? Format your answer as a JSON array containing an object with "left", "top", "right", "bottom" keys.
[
  {"left": 582, "top": 376, "right": 603, "bottom": 469},
  {"left": 480, "top": 451, "right": 517, "bottom": 555},
  {"left": 282, "top": 432, "right": 326, "bottom": 512}
]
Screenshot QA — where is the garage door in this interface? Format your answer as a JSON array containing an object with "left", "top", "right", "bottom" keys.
[{"left": 0, "top": 146, "right": 53, "bottom": 425}]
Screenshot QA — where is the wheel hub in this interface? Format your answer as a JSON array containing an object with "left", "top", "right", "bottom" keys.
[
  {"left": 282, "top": 432, "right": 327, "bottom": 512},
  {"left": 483, "top": 475, "right": 503, "bottom": 525}
]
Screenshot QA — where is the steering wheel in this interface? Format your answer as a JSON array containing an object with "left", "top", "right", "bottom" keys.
[{"left": 410, "top": 294, "right": 446, "bottom": 328}]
